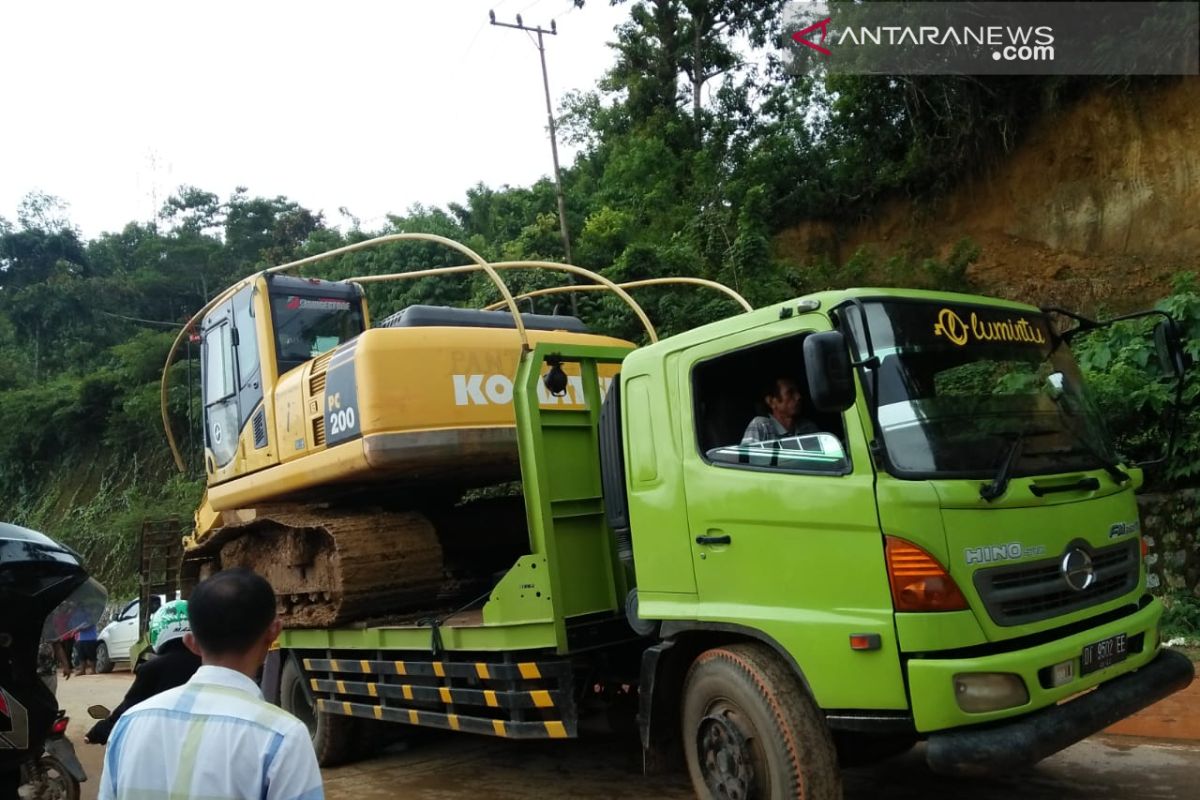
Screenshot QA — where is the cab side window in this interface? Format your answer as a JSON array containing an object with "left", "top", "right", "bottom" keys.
[
  {"left": 203, "top": 322, "right": 234, "bottom": 403},
  {"left": 202, "top": 302, "right": 240, "bottom": 469},
  {"left": 693, "top": 333, "right": 849, "bottom": 474},
  {"left": 232, "top": 289, "right": 259, "bottom": 390}
]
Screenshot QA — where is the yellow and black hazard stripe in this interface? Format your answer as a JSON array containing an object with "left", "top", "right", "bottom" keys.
[
  {"left": 315, "top": 698, "right": 573, "bottom": 740},
  {"left": 310, "top": 678, "right": 561, "bottom": 710},
  {"left": 303, "top": 658, "right": 567, "bottom": 682}
]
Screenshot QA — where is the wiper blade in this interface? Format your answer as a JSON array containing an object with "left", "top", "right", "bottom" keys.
[
  {"left": 1047, "top": 395, "right": 1129, "bottom": 484},
  {"left": 1059, "top": 425, "right": 1129, "bottom": 484},
  {"left": 980, "top": 434, "right": 1024, "bottom": 502}
]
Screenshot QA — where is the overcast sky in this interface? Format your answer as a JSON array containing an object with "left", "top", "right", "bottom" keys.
[{"left": 0, "top": 0, "right": 631, "bottom": 238}]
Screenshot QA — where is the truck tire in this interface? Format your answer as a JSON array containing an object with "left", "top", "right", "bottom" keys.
[
  {"left": 95, "top": 643, "right": 113, "bottom": 674},
  {"left": 280, "top": 658, "right": 359, "bottom": 767},
  {"left": 682, "top": 644, "right": 841, "bottom": 800}
]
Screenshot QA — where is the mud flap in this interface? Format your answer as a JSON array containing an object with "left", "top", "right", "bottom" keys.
[
  {"left": 260, "top": 648, "right": 283, "bottom": 706},
  {"left": 44, "top": 737, "right": 86, "bottom": 783},
  {"left": 926, "top": 648, "right": 1195, "bottom": 776},
  {"left": 638, "top": 640, "right": 682, "bottom": 774}
]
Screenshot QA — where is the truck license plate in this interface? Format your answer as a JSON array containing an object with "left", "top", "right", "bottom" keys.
[{"left": 1080, "top": 633, "right": 1127, "bottom": 676}]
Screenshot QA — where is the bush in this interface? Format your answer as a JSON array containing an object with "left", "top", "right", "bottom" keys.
[
  {"left": 1073, "top": 273, "right": 1200, "bottom": 485},
  {"left": 1161, "top": 590, "right": 1200, "bottom": 638}
]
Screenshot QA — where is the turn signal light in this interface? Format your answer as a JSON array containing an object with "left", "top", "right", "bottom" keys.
[{"left": 885, "top": 536, "right": 969, "bottom": 612}]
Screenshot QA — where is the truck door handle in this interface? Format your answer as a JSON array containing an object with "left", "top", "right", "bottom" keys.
[{"left": 695, "top": 534, "right": 732, "bottom": 545}]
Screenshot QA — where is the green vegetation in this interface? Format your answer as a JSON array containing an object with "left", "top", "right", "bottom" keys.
[
  {"left": 1073, "top": 274, "right": 1200, "bottom": 485},
  {"left": 1161, "top": 590, "right": 1200, "bottom": 640},
  {"left": 0, "top": 2, "right": 1187, "bottom": 596}
]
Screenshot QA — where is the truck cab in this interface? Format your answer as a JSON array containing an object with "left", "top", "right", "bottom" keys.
[{"left": 618, "top": 288, "right": 1192, "bottom": 784}]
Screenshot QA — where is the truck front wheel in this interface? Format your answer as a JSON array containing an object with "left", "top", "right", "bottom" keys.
[{"left": 682, "top": 644, "right": 841, "bottom": 800}]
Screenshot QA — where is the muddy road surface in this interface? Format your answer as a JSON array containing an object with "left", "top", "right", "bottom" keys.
[
  {"left": 324, "top": 726, "right": 1200, "bottom": 800},
  {"left": 59, "top": 673, "right": 1199, "bottom": 800}
]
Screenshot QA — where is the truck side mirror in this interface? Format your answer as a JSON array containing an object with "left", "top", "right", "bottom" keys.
[
  {"left": 1153, "top": 319, "right": 1189, "bottom": 379},
  {"left": 804, "top": 331, "right": 856, "bottom": 413}
]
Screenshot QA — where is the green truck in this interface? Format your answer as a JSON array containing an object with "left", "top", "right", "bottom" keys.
[{"left": 247, "top": 284, "right": 1192, "bottom": 798}]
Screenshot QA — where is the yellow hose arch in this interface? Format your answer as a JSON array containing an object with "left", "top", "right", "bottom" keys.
[
  {"left": 158, "top": 235, "right": 747, "bottom": 474},
  {"left": 160, "top": 233, "right": 526, "bottom": 473},
  {"left": 482, "top": 276, "right": 753, "bottom": 314}
]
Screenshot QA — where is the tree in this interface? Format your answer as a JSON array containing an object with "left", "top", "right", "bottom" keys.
[{"left": 224, "top": 188, "right": 324, "bottom": 269}]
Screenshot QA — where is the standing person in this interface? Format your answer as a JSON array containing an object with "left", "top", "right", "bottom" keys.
[
  {"left": 73, "top": 623, "right": 99, "bottom": 675},
  {"left": 60, "top": 631, "right": 75, "bottom": 676},
  {"left": 35, "top": 638, "right": 72, "bottom": 695},
  {"left": 97, "top": 568, "right": 322, "bottom": 800},
  {"left": 84, "top": 600, "right": 201, "bottom": 745}
]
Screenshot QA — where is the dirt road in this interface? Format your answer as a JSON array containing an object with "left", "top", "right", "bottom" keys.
[{"left": 58, "top": 672, "right": 1200, "bottom": 800}]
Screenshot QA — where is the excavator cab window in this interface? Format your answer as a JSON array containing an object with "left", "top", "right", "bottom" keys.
[
  {"left": 269, "top": 292, "right": 365, "bottom": 375},
  {"left": 204, "top": 321, "right": 235, "bottom": 402}
]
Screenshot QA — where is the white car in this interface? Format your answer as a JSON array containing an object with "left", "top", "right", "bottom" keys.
[{"left": 97, "top": 595, "right": 165, "bottom": 673}]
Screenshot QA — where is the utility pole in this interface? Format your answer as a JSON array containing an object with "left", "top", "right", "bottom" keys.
[{"left": 490, "top": 9, "right": 578, "bottom": 316}]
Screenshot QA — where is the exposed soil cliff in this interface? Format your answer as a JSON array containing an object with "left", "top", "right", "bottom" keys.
[{"left": 777, "top": 78, "right": 1200, "bottom": 312}]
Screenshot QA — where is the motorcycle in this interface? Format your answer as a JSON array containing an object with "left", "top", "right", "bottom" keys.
[
  {"left": 0, "top": 522, "right": 106, "bottom": 800},
  {"left": 17, "top": 711, "right": 83, "bottom": 800}
]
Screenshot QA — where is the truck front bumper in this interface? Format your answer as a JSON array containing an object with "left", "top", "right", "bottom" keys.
[{"left": 925, "top": 648, "right": 1194, "bottom": 776}]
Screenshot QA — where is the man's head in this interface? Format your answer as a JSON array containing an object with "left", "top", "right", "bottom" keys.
[
  {"left": 764, "top": 377, "right": 802, "bottom": 428},
  {"left": 184, "top": 568, "right": 280, "bottom": 669}
]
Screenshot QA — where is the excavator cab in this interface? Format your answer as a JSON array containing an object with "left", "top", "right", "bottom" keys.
[{"left": 199, "top": 274, "right": 367, "bottom": 478}]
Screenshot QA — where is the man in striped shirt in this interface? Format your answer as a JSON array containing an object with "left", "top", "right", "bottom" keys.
[
  {"left": 99, "top": 568, "right": 323, "bottom": 800},
  {"left": 741, "top": 376, "right": 818, "bottom": 444}
]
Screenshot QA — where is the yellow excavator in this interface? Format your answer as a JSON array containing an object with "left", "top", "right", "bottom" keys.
[{"left": 160, "top": 234, "right": 749, "bottom": 628}]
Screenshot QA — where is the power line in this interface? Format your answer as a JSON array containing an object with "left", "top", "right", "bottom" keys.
[
  {"left": 97, "top": 309, "right": 186, "bottom": 330},
  {"left": 551, "top": 0, "right": 580, "bottom": 23},
  {"left": 517, "top": 0, "right": 553, "bottom": 15}
]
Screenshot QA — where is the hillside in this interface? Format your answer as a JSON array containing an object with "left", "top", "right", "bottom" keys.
[
  {"left": 777, "top": 78, "right": 1200, "bottom": 312},
  {"left": 3, "top": 4, "right": 1196, "bottom": 600}
]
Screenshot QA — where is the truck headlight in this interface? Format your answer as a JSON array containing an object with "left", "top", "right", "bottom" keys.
[{"left": 953, "top": 672, "right": 1029, "bottom": 713}]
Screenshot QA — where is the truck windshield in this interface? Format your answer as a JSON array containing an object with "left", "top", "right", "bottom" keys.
[{"left": 841, "top": 299, "right": 1117, "bottom": 479}]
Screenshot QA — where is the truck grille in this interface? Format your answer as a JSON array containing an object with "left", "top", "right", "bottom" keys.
[{"left": 973, "top": 539, "right": 1139, "bottom": 626}]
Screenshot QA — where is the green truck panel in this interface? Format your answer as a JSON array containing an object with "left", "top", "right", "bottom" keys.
[{"left": 908, "top": 598, "right": 1162, "bottom": 731}]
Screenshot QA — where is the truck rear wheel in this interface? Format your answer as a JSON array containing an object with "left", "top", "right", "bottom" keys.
[
  {"left": 682, "top": 644, "right": 841, "bottom": 800},
  {"left": 280, "top": 658, "right": 359, "bottom": 767}
]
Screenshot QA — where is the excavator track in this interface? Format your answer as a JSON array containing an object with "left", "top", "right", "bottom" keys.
[{"left": 210, "top": 506, "right": 446, "bottom": 628}]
